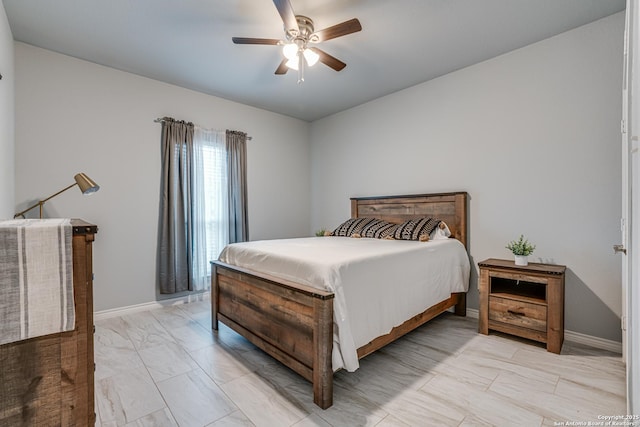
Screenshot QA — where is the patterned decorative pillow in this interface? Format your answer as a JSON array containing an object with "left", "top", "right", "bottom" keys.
[
  {"left": 392, "top": 217, "right": 442, "bottom": 241},
  {"left": 360, "top": 219, "right": 397, "bottom": 238},
  {"left": 332, "top": 217, "right": 380, "bottom": 237}
]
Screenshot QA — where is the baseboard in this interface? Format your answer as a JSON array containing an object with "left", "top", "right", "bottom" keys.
[
  {"left": 563, "top": 330, "right": 622, "bottom": 354},
  {"left": 465, "top": 308, "right": 479, "bottom": 318},
  {"left": 94, "top": 292, "right": 210, "bottom": 322},
  {"left": 465, "top": 308, "right": 622, "bottom": 354}
]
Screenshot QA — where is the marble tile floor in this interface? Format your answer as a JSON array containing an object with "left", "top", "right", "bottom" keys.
[{"left": 94, "top": 300, "right": 626, "bottom": 427}]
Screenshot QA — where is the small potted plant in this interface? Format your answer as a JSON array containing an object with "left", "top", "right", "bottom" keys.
[{"left": 506, "top": 235, "right": 536, "bottom": 266}]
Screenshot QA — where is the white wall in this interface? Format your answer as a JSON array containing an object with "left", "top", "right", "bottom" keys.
[
  {"left": 13, "top": 12, "right": 625, "bottom": 341},
  {"left": 0, "top": 4, "right": 14, "bottom": 219},
  {"left": 14, "top": 43, "right": 311, "bottom": 311},
  {"left": 310, "top": 13, "right": 624, "bottom": 341}
]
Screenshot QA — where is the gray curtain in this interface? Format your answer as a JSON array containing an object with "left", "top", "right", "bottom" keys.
[
  {"left": 226, "top": 130, "right": 249, "bottom": 243},
  {"left": 158, "top": 117, "right": 195, "bottom": 294}
]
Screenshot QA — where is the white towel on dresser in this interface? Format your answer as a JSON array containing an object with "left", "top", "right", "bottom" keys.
[{"left": 0, "top": 218, "right": 74, "bottom": 345}]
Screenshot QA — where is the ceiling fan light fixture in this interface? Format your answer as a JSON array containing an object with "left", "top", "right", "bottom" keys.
[
  {"left": 285, "top": 57, "right": 299, "bottom": 70},
  {"left": 285, "top": 48, "right": 318, "bottom": 70},
  {"left": 282, "top": 43, "right": 298, "bottom": 60},
  {"left": 303, "top": 48, "right": 319, "bottom": 67}
]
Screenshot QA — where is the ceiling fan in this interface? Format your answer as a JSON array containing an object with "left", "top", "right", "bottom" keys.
[{"left": 232, "top": 0, "right": 362, "bottom": 83}]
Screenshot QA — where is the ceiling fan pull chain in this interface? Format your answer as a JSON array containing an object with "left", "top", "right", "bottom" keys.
[{"left": 297, "top": 51, "right": 304, "bottom": 84}]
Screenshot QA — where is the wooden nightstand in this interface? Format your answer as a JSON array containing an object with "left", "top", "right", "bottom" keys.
[{"left": 478, "top": 258, "right": 566, "bottom": 354}]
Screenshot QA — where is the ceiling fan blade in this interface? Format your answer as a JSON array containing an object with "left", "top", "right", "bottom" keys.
[
  {"left": 313, "top": 18, "right": 362, "bottom": 42},
  {"left": 273, "top": 0, "right": 299, "bottom": 35},
  {"left": 275, "top": 58, "right": 289, "bottom": 75},
  {"left": 308, "top": 47, "right": 346, "bottom": 71},
  {"left": 232, "top": 37, "right": 280, "bottom": 45}
]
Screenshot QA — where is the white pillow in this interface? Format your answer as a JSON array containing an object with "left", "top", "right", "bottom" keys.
[{"left": 430, "top": 221, "right": 452, "bottom": 240}]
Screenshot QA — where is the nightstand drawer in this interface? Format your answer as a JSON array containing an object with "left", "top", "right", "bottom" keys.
[{"left": 489, "top": 296, "right": 547, "bottom": 332}]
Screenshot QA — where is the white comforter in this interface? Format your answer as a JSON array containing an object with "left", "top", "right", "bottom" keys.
[{"left": 218, "top": 236, "right": 470, "bottom": 371}]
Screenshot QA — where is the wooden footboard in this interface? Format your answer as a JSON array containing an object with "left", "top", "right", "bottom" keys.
[
  {"left": 211, "top": 261, "right": 335, "bottom": 409},
  {"left": 211, "top": 261, "right": 466, "bottom": 409}
]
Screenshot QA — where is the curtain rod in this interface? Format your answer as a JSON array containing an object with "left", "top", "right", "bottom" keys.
[{"left": 153, "top": 118, "right": 252, "bottom": 140}]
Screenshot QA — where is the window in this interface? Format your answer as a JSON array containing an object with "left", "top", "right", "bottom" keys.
[
  {"left": 201, "top": 139, "right": 228, "bottom": 263},
  {"left": 191, "top": 128, "right": 228, "bottom": 289}
]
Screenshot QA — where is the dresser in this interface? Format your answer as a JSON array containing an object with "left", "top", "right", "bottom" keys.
[
  {"left": 0, "top": 220, "right": 97, "bottom": 426},
  {"left": 478, "top": 258, "right": 566, "bottom": 354}
]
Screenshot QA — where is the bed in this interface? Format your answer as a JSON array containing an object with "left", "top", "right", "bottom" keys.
[{"left": 210, "top": 192, "right": 469, "bottom": 409}]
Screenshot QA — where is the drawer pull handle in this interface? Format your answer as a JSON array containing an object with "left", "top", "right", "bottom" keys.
[{"left": 507, "top": 309, "right": 525, "bottom": 316}]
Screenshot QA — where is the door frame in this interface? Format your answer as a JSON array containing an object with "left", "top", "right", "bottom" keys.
[{"left": 623, "top": 0, "right": 639, "bottom": 415}]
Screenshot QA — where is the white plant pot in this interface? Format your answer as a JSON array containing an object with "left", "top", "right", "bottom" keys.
[{"left": 514, "top": 255, "right": 528, "bottom": 266}]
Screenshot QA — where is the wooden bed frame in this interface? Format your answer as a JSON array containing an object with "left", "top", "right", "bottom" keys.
[{"left": 211, "top": 192, "right": 468, "bottom": 409}]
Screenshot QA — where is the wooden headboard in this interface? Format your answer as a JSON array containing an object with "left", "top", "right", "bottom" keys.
[{"left": 350, "top": 192, "right": 468, "bottom": 249}]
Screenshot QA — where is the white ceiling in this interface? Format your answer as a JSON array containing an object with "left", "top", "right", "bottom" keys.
[{"left": 3, "top": 0, "right": 625, "bottom": 122}]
